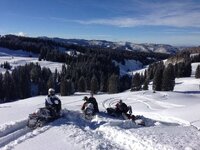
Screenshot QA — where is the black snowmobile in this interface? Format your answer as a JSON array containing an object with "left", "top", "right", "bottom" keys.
[
  {"left": 106, "top": 106, "right": 145, "bottom": 126},
  {"left": 27, "top": 107, "right": 61, "bottom": 129}
]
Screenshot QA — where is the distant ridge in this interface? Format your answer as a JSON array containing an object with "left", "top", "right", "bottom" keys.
[{"left": 39, "top": 36, "right": 180, "bottom": 54}]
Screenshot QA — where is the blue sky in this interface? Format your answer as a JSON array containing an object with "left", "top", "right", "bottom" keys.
[{"left": 0, "top": 0, "right": 200, "bottom": 46}]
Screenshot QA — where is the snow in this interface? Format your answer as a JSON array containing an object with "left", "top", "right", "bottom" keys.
[
  {"left": 0, "top": 47, "right": 37, "bottom": 57},
  {"left": 114, "top": 60, "right": 143, "bottom": 76},
  {"left": 0, "top": 47, "right": 63, "bottom": 73},
  {"left": 1, "top": 86, "right": 200, "bottom": 150},
  {"left": 1, "top": 49, "right": 200, "bottom": 150}
]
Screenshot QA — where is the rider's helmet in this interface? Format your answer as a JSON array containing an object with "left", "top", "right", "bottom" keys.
[
  {"left": 48, "top": 88, "right": 55, "bottom": 96},
  {"left": 83, "top": 96, "right": 88, "bottom": 101},
  {"left": 119, "top": 99, "right": 123, "bottom": 103}
]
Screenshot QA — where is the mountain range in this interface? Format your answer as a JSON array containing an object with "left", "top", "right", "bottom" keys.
[{"left": 40, "top": 37, "right": 180, "bottom": 54}]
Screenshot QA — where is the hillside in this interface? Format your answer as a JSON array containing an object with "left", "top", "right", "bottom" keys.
[
  {"left": 43, "top": 37, "right": 179, "bottom": 54},
  {"left": 0, "top": 59, "right": 200, "bottom": 149},
  {"left": 0, "top": 48, "right": 200, "bottom": 150},
  {"left": 0, "top": 47, "right": 63, "bottom": 74},
  {"left": 0, "top": 36, "right": 200, "bottom": 150}
]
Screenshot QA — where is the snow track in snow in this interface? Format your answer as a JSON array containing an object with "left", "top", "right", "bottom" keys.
[
  {"left": 102, "top": 97, "right": 120, "bottom": 109},
  {"left": 0, "top": 118, "right": 55, "bottom": 150},
  {"left": 0, "top": 119, "right": 31, "bottom": 149},
  {"left": 133, "top": 95, "right": 183, "bottom": 110},
  {"left": 0, "top": 119, "right": 27, "bottom": 138},
  {"left": 0, "top": 127, "right": 31, "bottom": 148}
]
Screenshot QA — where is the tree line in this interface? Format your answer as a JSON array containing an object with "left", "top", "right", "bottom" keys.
[
  {"left": 0, "top": 61, "right": 131, "bottom": 103},
  {"left": 131, "top": 58, "right": 193, "bottom": 92}
]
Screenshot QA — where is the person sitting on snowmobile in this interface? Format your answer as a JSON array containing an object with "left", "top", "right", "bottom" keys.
[
  {"left": 88, "top": 93, "right": 99, "bottom": 113},
  {"left": 81, "top": 96, "right": 95, "bottom": 116},
  {"left": 45, "top": 88, "right": 61, "bottom": 118},
  {"left": 81, "top": 96, "right": 89, "bottom": 111},
  {"left": 115, "top": 100, "right": 134, "bottom": 120}
]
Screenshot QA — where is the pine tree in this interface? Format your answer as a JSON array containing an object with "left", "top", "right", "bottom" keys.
[
  {"left": 162, "top": 64, "right": 175, "bottom": 91},
  {"left": 131, "top": 73, "right": 141, "bottom": 91},
  {"left": 140, "top": 73, "right": 145, "bottom": 85},
  {"left": 174, "top": 63, "right": 178, "bottom": 77},
  {"left": 66, "top": 79, "right": 74, "bottom": 95},
  {"left": 185, "top": 61, "right": 192, "bottom": 77},
  {"left": 47, "top": 75, "right": 54, "bottom": 90},
  {"left": 176, "top": 61, "right": 191, "bottom": 77},
  {"left": 0, "top": 73, "right": 4, "bottom": 102},
  {"left": 144, "top": 70, "right": 148, "bottom": 81},
  {"left": 60, "top": 76, "right": 67, "bottom": 96},
  {"left": 177, "top": 62, "right": 184, "bottom": 77},
  {"left": 108, "top": 74, "right": 119, "bottom": 93},
  {"left": 60, "top": 76, "right": 74, "bottom": 96},
  {"left": 195, "top": 65, "right": 200, "bottom": 78},
  {"left": 119, "top": 75, "right": 131, "bottom": 92},
  {"left": 53, "top": 69, "right": 59, "bottom": 93},
  {"left": 152, "top": 62, "right": 164, "bottom": 91},
  {"left": 143, "top": 79, "right": 149, "bottom": 90},
  {"left": 61, "top": 64, "right": 67, "bottom": 77},
  {"left": 18, "top": 66, "right": 31, "bottom": 99},
  {"left": 78, "top": 76, "right": 87, "bottom": 92},
  {"left": 153, "top": 68, "right": 163, "bottom": 91},
  {"left": 100, "top": 73, "right": 107, "bottom": 92},
  {"left": 39, "top": 67, "right": 52, "bottom": 95},
  {"left": 3, "top": 71, "right": 15, "bottom": 101},
  {"left": 2, "top": 61, "right": 11, "bottom": 70},
  {"left": 12, "top": 68, "right": 20, "bottom": 99},
  {"left": 30, "top": 63, "right": 41, "bottom": 84},
  {"left": 90, "top": 75, "right": 99, "bottom": 94}
]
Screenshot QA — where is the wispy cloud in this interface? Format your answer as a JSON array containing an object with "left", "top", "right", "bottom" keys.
[
  {"left": 70, "top": 1, "right": 200, "bottom": 28},
  {"left": 63, "top": 33, "right": 112, "bottom": 40}
]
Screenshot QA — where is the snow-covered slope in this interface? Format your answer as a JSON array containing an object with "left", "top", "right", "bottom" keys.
[
  {"left": 0, "top": 47, "right": 37, "bottom": 57},
  {"left": 1, "top": 88, "right": 200, "bottom": 150},
  {"left": 0, "top": 47, "right": 63, "bottom": 73},
  {"left": 114, "top": 60, "right": 143, "bottom": 75}
]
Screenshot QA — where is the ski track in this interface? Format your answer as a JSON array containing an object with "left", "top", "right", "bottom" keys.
[
  {"left": 0, "top": 110, "right": 124, "bottom": 150},
  {"left": 102, "top": 97, "right": 121, "bottom": 109},
  {"left": 128, "top": 95, "right": 184, "bottom": 111},
  {"left": 0, "top": 119, "right": 28, "bottom": 138},
  {"left": 0, "top": 118, "right": 55, "bottom": 150},
  {"left": 99, "top": 97, "right": 195, "bottom": 150}
]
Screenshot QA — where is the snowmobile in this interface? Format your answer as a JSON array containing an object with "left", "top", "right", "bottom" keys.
[
  {"left": 27, "top": 107, "right": 61, "bottom": 129},
  {"left": 106, "top": 106, "right": 145, "bottom": 126},
  {"left": 82, "top": 103, "right": 95, "bottom": 120}
]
